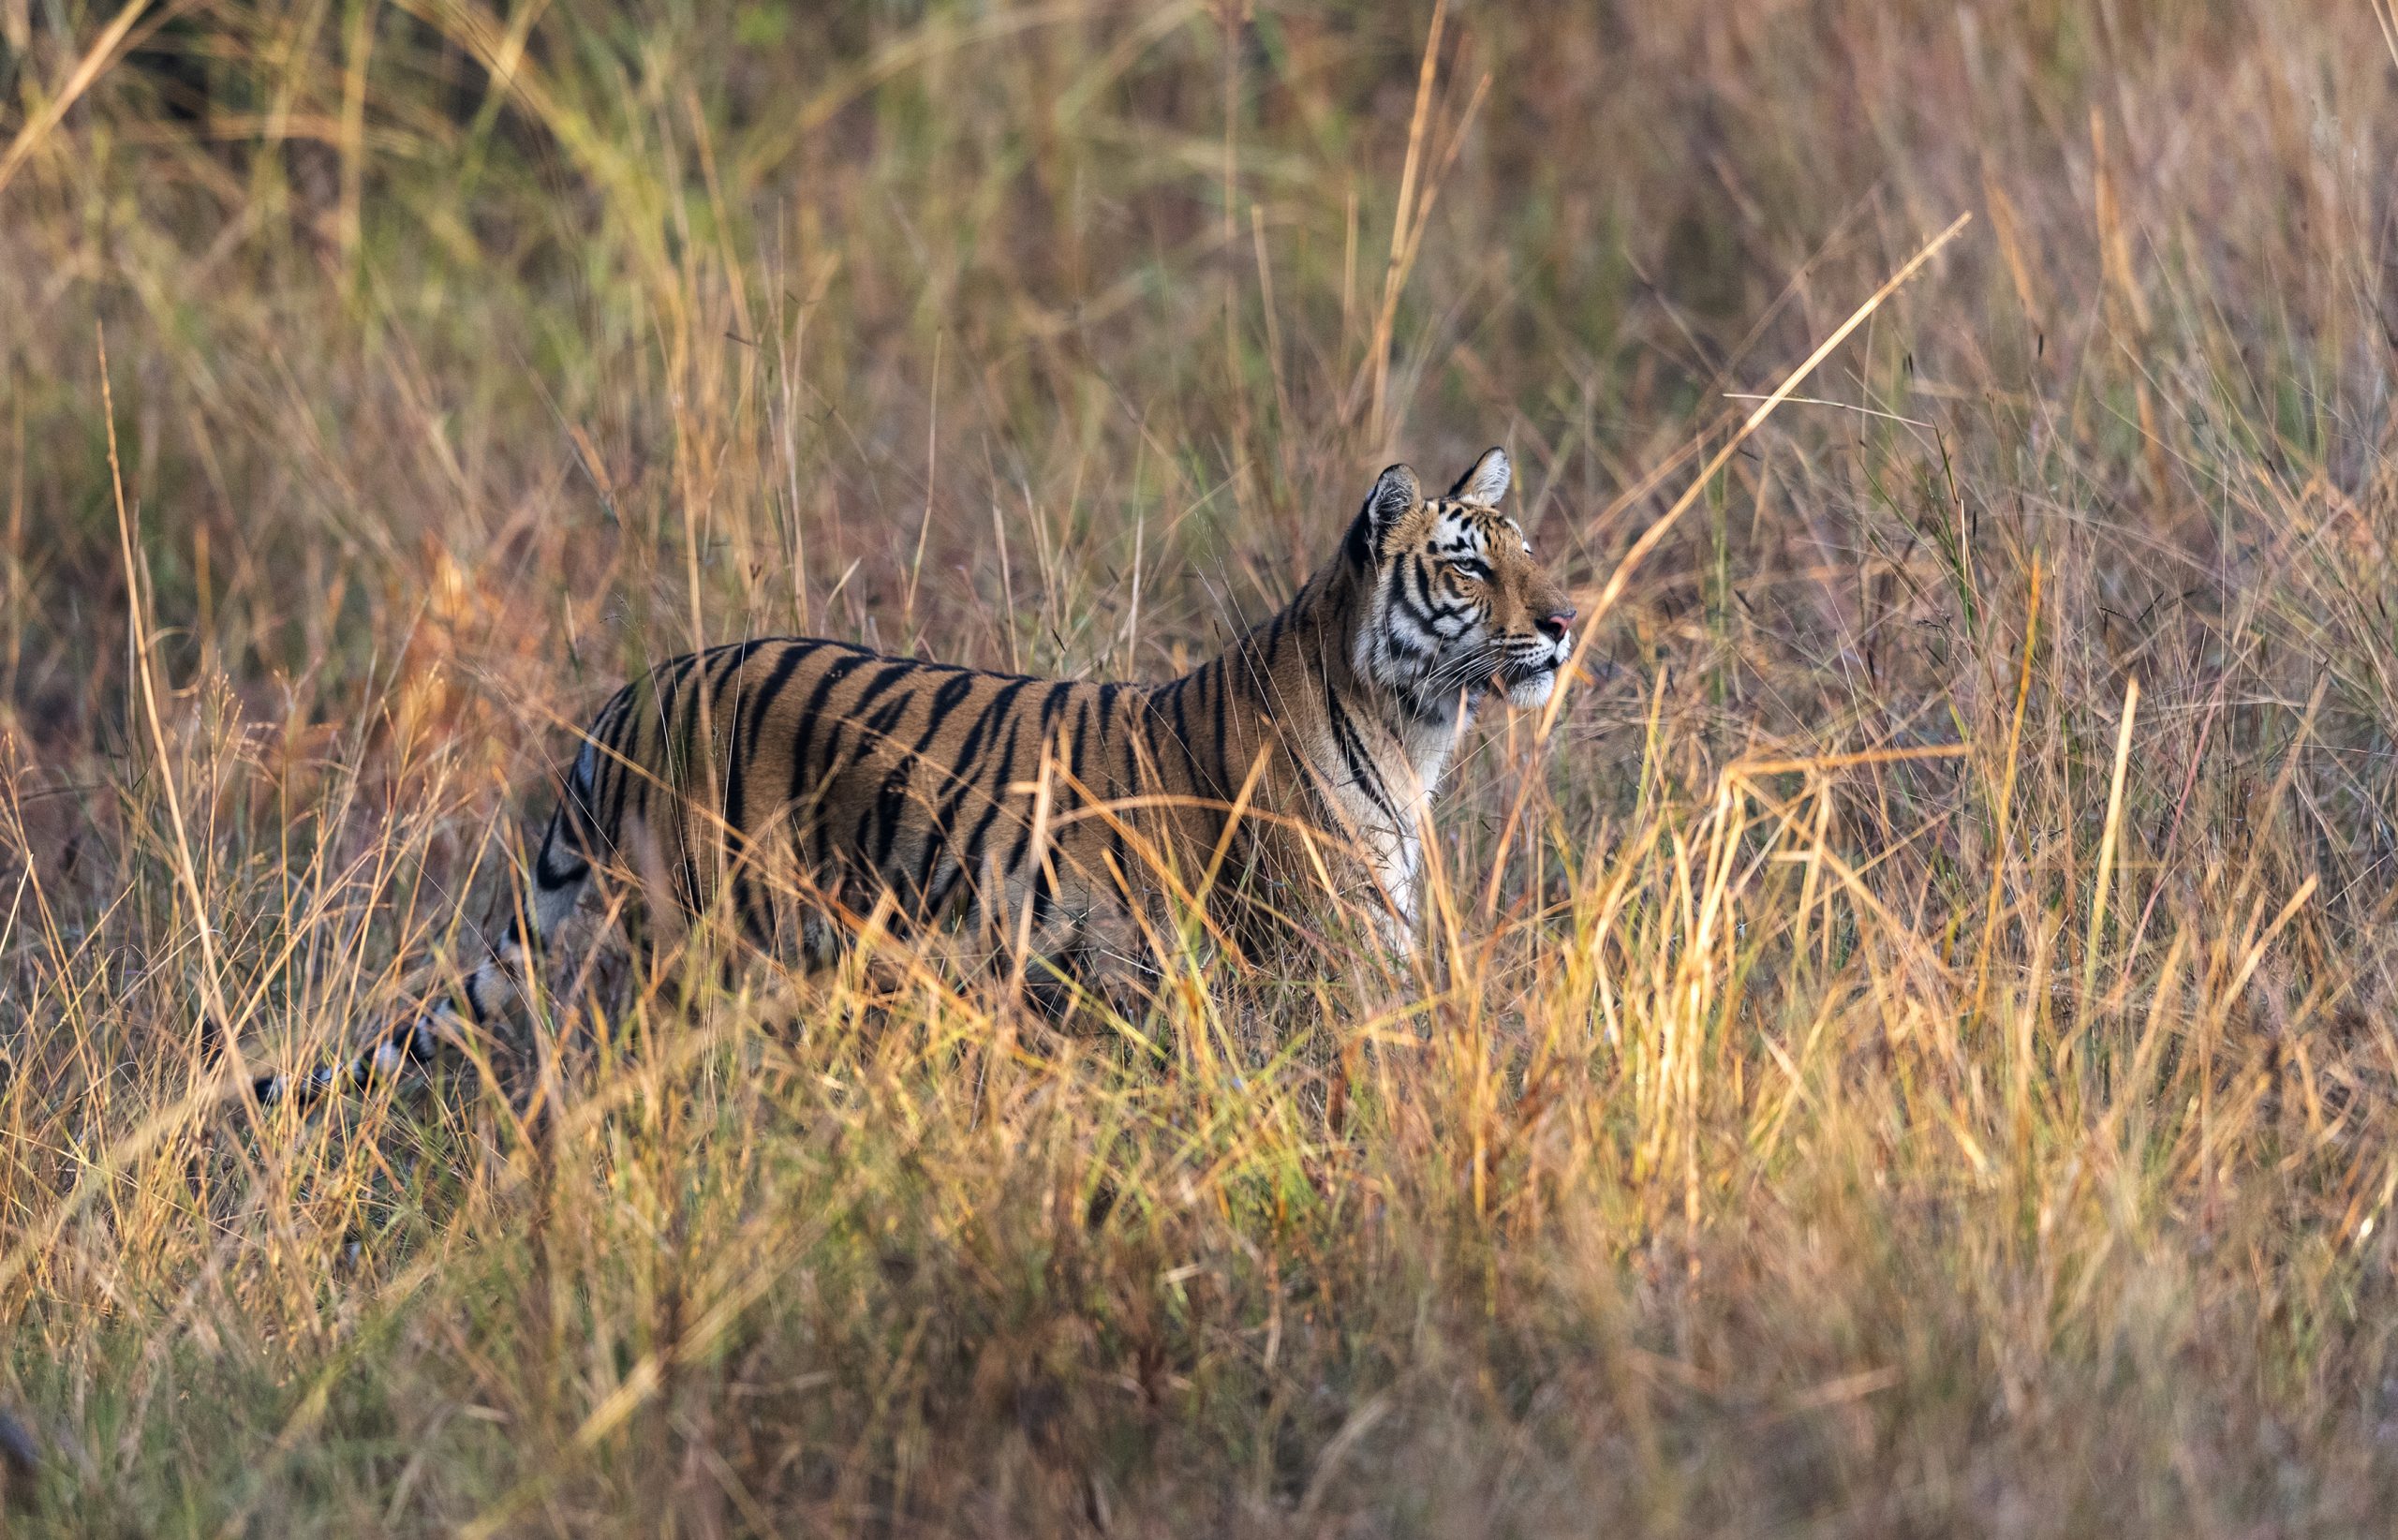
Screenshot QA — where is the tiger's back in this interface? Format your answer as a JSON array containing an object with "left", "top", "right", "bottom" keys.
[{"left": 564, "top": 635, "right": 1254, "bottom": 970}]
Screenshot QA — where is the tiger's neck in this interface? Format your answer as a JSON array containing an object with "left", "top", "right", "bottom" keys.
[{"left": 1196, "top": 556, "right": 1467, "bottom": 815}]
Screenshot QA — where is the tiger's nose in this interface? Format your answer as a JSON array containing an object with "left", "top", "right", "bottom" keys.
[{"left": 1535, "top": 605, "right": 1576, "bottom": 642}]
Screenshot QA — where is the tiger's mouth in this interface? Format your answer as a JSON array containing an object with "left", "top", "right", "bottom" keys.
[
  {"left": 1500, "top": 662, "right": 1559, "bottom": 709},
  {"left": 1415, "top": 640, "right": 1569, "bottom": 715},
  {"left": 1493, "top": 647, "right": 1566, "bottom": 709}
]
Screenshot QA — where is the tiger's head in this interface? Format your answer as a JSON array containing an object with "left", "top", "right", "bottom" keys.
[{"left": 1343, "top": 448, "right": 1577, "bottom": 717}]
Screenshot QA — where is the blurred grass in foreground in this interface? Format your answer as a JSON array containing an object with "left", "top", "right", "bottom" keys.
[{"left": 7, "top": 0, "right": 2398, "bottom": 1533}]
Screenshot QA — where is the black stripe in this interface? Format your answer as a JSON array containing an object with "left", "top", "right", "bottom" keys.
[
  {"left": 1030, "top": 842, "right": 1058, "bottom": 929},
  {"left": 627, "top": 657, "right": 701, "bottom": 856},
  {"left": 851, "top": 659, "right": 925, "bottom": 717},
  {"left": 1404, "top": 557, "right": 1440, "bottom": 623},
  {"left": 1080, "top": 687, "right": 1123, "bottom": 880},
  {"left": 617, "top": 652, "right": 701, "bottom": 837},
  {"left": 671, "top": 648, "right": 725, "bottom": 790},
  {"left": 738, "top": 641, "right": 822, "bottom": 776},
  {"left": 720, "top": 640, "right": 822, "bottom": 885},
  {"left": 1207, "top": 660, "right": 1231, "bottom": 794},
  {"left": 1164, "top": 674, "right": 1195, "bottom": 788},
  {"left": 668, "top": 653, "right": 747, "bottom": 911},
  {"left": 589, "top": 684, "right": 643, "bottom": 852},
  {"left": 1110, "top": 691, "right": 1141, "bottom": 883},
  {"left": 921, "top": 677, "right": 1031, "bottom": 905},
  {"left": 560, "top": 706, "right": 614, "bottom": 855},
  {"left": 709, "top": 639, "right": 774, "bottom": 725},
  {"left": 1325, "top": 678, "right": 1399, "bottom": 824},
  {"left": 1000, "top": 686, "right": 1076, "bottom": 881},
  {"left": 869, "top": 672, "right": 975, "bottom": 878},
  {"left": 650, "top": 649, "right": 708, "bottom": 698},
  {"left": 534, "top": 806, "right": 590, "bottom": 892},
  {"left": 1067, "top": 691, "right": 1095, "bottom": 788},
  {"left": 1133, "top": 686, "right": 1166, "bottom": 786},
  {"left": 922, "top": 668, "right": 978, "bottom": 736},
  {"left": 1038, "top": 679, "right": 1074, "bottom": 740},
  {"left": 823, "top": 659, "right": 923, "bottom": 777},
  {"left": 956, "top": 711, "right": 1029, "bottom": 902},
  {"left": 706, "top": 640, "right": 771, "bottom": 832},
  {"left": 948, "top": 676, "right": 1029, "bottom": 784},
  {"left": 729, "top": 649, "right": 822, "bottom": 939},
  {"left": 820, "top": 673, "right": 920, "bottom": 871},
  {"left": 786, "top": 651, "right": 875, "bottom": 812},
  {"left": 862, "top": 687, "right": 914, "bottom": 740}
]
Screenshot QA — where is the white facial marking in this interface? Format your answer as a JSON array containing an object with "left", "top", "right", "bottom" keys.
[{"left": 1505, "top": 672, "right": 1557, "bottom": 709}]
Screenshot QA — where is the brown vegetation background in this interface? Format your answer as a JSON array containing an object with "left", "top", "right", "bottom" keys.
[{"left": 6, "top": 0, "right": 2398, "bottom": 1533}]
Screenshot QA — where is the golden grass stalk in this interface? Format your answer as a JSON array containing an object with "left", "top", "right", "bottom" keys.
[{"left": 2079, "top": 673, "right": 2138, "bottom": 1019}]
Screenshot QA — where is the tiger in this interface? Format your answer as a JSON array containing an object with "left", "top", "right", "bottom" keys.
[{"left": 250, "top": 448, "right": 1577, "bottom": 1104}]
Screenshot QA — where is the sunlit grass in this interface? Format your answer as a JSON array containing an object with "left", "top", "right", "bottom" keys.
[{"left": 6, "top": 0, "right": 2398, "bottom": 1533}]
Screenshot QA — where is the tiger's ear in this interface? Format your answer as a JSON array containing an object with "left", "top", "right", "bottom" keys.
[
  {"left": 1346, "top": 463, "right": 1422, "bottom": 564},
  {"left": 1447, "top": 447, "right": 1511, "bottom": 505}
]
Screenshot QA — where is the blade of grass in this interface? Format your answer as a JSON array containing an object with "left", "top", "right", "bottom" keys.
[{"left": 1538, "top": 212, "right": 1974, "bottom": 742}]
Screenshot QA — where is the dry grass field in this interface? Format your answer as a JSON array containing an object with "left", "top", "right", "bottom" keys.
[{"left": 7, "top": 0, "right": 2398, "bottom": 1533}]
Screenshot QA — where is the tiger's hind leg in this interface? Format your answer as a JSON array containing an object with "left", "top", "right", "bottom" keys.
[{"left": 252, "top": 748, "right": 603, "bottom": 1107}]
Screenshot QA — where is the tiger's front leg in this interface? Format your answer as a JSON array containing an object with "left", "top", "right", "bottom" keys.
[{"left": 1361, "top": 824, "right": 1424, "bottom": 961}]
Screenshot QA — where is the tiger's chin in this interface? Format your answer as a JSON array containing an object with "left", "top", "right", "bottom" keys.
[{"left": 1502, "top": 668, "right": 1558, "bottom": 709}]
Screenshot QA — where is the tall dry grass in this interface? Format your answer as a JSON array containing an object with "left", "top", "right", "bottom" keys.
[{"left": 6, "top": 0, "right": 2398, "bottom": 1533}]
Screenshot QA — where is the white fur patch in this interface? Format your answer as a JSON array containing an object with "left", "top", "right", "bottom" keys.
[{"left": 1505, "top": 673, "right": 1556, "bottom": 709}]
